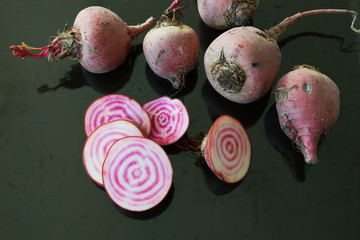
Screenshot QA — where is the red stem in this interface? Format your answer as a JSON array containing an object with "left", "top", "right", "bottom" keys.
[
  {"left": 175, "top": 135, "right": 204, "bottom": 153},
  {"left": 266, "top": 9, "right": 360, "bottom": 40},
  {"left": 10, "top": 36, "right": 65, "bottom": 60},
  {"left": 169, "top": 0, "right": 181, "bottom": 9},
  {"left": 169, "top": 0, "right": 188, "bottom": 11},
  {"left": 10, "top": 43, "right": 51, "bottom": 59}
]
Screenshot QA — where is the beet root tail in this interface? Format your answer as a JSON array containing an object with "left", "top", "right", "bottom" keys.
[
  {"left": 266, "top": 9, "right": 360, "bottom": 40},
  {"left": 299, "top": 135, "right": 319, "bottom": 164}
]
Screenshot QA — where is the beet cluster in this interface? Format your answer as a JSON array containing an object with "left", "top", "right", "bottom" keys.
[{"left": 10, "top": 0, "right": 360, "bottom": 212}]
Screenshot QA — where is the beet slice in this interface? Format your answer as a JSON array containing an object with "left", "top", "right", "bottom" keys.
[
  {"left": 142, "top": 96, "right": 189, "bottom": 146},
  {"left": 83, "top": 119, "right": 144, "bottom": 186},
  {"left": 102, "top": 136, "right": 173, "bottom": 212},
  {"left": 201, "top": 115, "right": 251, "bottom": 183},
  {"left": 84, "top": 94, "right": 151, "bottom": 136}
]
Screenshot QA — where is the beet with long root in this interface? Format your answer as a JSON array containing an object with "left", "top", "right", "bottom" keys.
[
  {"left": 275, "top": 65, "right": 340, "bottom": 164},
  {"left": 204, "top": 9, "right": 359, "bottom": 103}
]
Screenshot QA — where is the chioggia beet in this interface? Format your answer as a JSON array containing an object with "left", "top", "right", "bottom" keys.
[
  {"left": 275, "top": 65, "right": 340, "bottom": 164},
  {"left": 142, "top": 96, "right": 189, "bottom": 146},
  {"left": 10, "top": 6, "right": 155, "bottom": 74},
  {"left": 176, "top": 115, "right": 251, "bottom": 183},
  {"left": 197, "top": 0, "right": 259, "bottom": 30},
  {"left": 103, "top": 136, "right": 173, "bottom": 212},
  {"left": 204, "top": 9, "right": 359, "bottom": 103},
  {"left": 143, "top": 0, "right": 200, "bottom": 89}
]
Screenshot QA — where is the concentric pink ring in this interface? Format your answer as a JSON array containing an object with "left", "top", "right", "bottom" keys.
[
  {"left": 84, "top": 94, "right": 151, "bottom": 136},
  {"left": 203, "top": 115, "right": 251, "bottom": 183},
  {"left": 102, "top": 136, "right": 173, "bottom": 212},
  {"left": 83, "top": 119, "right": 144, "bottom": 186},
  {"left": 143, "top": 96, "right": 189, "bottom": 145}
]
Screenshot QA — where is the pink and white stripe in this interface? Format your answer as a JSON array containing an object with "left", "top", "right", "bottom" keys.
[
  {"left": 143, "top": 96, "right": 189, "bottom": 145},
  {"left": 83, "top": 119, "right": 144, "bottom": 186},
  {"left": 203, "top": 115, "right": 251, "bottom": 183},
  {"left": 102, "top": 136, "right": 173, "bottom": 212},
  {"left": 84, "top": 94, "right": 151, "bottom": 136}
]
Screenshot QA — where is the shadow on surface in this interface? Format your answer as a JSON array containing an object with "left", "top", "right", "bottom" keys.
[
  {"left": 201, "top": 80, "right": 270, "bottom": 128},
  {"left": 112, "top": 184, "right": 175, "bottom": 220},
  {"left": 37, "top": 63, "right": 86, "bottom": 93},
  {"left": 81, "top": 62, "right": 132, "bottom": 94},
  {"left": 264, "top": 103, "right": 307, "bottom": 182},
  {"left": 278, "top": 31, "right": 360, "bottom": 52},
  {"left": 145, "top": 64, "right": 198, "bottom": 98},
  {"left": 196, "top": 16, "right": 225, "bottom": 52},
  {"left": 199, "top": 159, "right": 241, "bottom": 195},
  {"left": 37, "top": 44, "right": 144, "bottom": 94}
]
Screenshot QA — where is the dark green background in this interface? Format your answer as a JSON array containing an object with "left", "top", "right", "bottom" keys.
[{"left": 1, "top": 0, "right": 359, "bottom": 239}]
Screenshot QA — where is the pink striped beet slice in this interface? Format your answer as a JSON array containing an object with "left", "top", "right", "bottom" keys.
[
  {"left": 83, "top": 119, "right": 144, "bottom": 186},
  {"left": 142, "top": 96, "right": 189, "bottom": 146},
  {"left": 84, "top": 94, "right": 151, "bottom": 137},
  {"left": 102, "top": 136, "right": 173, "bottom": 212},
  {"left": 201, "top": 115, "right": 251, "bottom": 183}
]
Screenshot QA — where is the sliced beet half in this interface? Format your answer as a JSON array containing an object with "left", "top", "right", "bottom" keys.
[
  {"left": 84, "top": 94, "right": 151, "bottom": 136},
  {"left": 83, "top": 119, "right": 144, "bottom": 186},
  {"left": 102, "top": 136, "right": 173, "bottom": 212},
  {"left": 201, "top": 115, "right": 251, "bottom": 183},
  {"left": 142, "top": 96, "right": 189, "bottom": 146}
]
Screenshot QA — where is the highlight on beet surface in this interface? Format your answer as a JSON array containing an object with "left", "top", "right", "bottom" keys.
[
  {"left": 142, "top": 96, "right": 190, "bottom": 146},
  {"left": 84, "top": 94, "right": 151, "bottom": 137},
  {"left": 102, "top": 136, "right": 173, "bottom": 212},
  {"left": 82, "top": 119, "right": 144, "bottom": 186}
]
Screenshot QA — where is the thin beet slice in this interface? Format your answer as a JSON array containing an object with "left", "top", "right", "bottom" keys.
[
  {"left": 142, "top": 96, "right": 189, "bottom": 146},
  {"left": 102, "top": 136, "right": 173, "bottom": 212},
  {"left": 83, "top": 119, "right": 144, "bottom": 186},
  {"left": 84, "top": 94, "right": 151, "bottom": 136},
  {"left": 201, "top": 115, "right": 251, "bottom": 183}
]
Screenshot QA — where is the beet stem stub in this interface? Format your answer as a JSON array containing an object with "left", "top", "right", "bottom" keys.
[
  {"left": 210, "top": 48, "right": 246, "bottom": 93},
  {"left": 127, "top": 17, "right": 156, "bottom": 39},
  {"left": 224, "top": 0, "right": 258, "bottom": 27}
]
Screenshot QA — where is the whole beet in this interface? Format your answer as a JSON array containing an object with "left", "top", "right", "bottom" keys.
[
  {"left": 143, "top": 0, "right": 200, "bottom": 89},
  {"left": 204, "top": 9, "right": 359, "bottom": 103},
  {"left": 204, "top": 27, "right": 281, "bottom": 103},
  {"left": 10, "top": 6, "right": 155, "bottom": 74},
  {"left": 275, "top": 65, "right": 340, "bottom": 164},
  {"left": 197, "top": 0, "right": 259, "bottom": 30}
]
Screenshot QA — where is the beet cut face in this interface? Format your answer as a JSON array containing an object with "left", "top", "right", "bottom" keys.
[
  {"left": 202, "top": 115, "right": 251, "bottom": 183},
  {"left": 84, "top": 94, "right": 151, "bottom": 137},
  {"left": 83, "top": 119, "right": 144, "bottom": 186},
  {"left": 102, "top": 136, "right": 173, "bottom": 212},
  {"left": 142, "top": 96, "right": 189, "bottom": 146}
]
